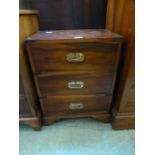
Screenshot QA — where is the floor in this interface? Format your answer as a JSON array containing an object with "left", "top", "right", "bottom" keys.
[{"left": 19, "top": 118, "right": 135, "bottom": 155}]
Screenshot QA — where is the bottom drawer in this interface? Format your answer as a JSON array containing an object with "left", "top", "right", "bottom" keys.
[{"left": 40, "top": 94, "right": 112, "bottom": 115}]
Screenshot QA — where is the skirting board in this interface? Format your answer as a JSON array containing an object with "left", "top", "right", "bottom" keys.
[{"left": 112, "top": 112, "right": 135, "bottom": 130}]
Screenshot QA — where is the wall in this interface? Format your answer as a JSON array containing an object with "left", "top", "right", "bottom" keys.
[{"left": 19, "top": 0, "right": 107, "bottom": 30}]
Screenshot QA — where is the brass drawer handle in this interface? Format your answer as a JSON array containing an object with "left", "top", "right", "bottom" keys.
[
  {"left": 69, "top": 103, "right": 84, "bottom": 110},
  {"left": 68, "top": 81, "right": 84, "bottom": 89},
  {"left": 66, "top": 53, "right": 84, "bottom": 62}
]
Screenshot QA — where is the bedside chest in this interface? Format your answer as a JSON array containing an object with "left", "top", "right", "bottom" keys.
[{"left": 26, "top": 29, "right": 123, "bottom": 125}]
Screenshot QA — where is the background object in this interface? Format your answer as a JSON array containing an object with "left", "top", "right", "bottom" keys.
[
  {"left": 19, "top": 0, "right": 107, "bottom": 30},
  {"left": 106, "top": 0, "right": 135, "bottom": 129},
  {"left": 19, "top": 10, "right": 42, "bottom": 130}
]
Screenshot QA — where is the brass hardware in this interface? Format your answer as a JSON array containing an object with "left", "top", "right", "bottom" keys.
[
  {"left": 68, "top": 81, "right": 84, "bottom": 89},
  {"left": 73, "top": 36, "right": 83, "bottom": 39},
  {"left": 69, "top": 103, "right": 84, "bottom": 110},
  {"left": 66, "top": 53, "right": 84, "bottom": 62}
]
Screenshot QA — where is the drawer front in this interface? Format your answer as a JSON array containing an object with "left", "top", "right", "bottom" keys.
[
  {"left": 36, "top": 72, "right": 115, "bottom": 96},
  {"left": 28, "top": 42, "right": 120, "bottom": 73},
  {"left": 40, "top": 95, "right": 112, "bottom": 115}
]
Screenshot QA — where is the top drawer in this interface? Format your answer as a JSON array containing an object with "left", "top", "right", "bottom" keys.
[{"left": 26, "top": 41, "right": 122, "bottom": 73}]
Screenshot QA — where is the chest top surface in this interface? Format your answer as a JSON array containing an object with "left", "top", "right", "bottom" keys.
[{"left": 26, "top": 29, "right": 122, "bottom": 42}]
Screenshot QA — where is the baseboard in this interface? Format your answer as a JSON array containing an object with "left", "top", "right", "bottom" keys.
[
  {"left": 112, "top": 112, "right": 135, "bottom": 130},
  {"left": 19, "top": 111, "right": 42, "bottom": 131}
]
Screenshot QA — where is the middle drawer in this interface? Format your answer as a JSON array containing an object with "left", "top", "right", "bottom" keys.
[{"left": 35, "top": 71, "right": 116, "bottom": 96}]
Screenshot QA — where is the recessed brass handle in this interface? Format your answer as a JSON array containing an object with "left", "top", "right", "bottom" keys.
[
  {"left": 66, "top": 53, "right": 84, "bottom": 62},
  {"left": 68, "top": 81, "right": 84, "bottom": 89},
  {"left": 69, "top": 103, "right": 84, "bottom": 110}
]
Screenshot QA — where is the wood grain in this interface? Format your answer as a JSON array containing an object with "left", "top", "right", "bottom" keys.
[
  {"left": 27, "top": 41, "right": 121, "bottom": 73},
  {"left": 19, "top": 96, "right": 31, "bottom": 117},
  {"left": 19, "top": 10, "right": 41, "bottom": 130},
  {"left": 112, "top": 113, "right": 135, "bottom": 130},
  {"left": 43, "top": 112, "right": 112, "bottom": 125},
  {"left": 26, "top": 29, "right": 122, "bottom": 41},
  {"left": 36, "top": 71, "right": 116, "bottom": 96},
  {"left": 26, "top": 29, "right": 123, "bottom": 126},
  {"left": 40, "top": 94, "right": 112, "bottom": 115},
  {"left": 106, "top": 0, "right": 135, "bottom": 129}
]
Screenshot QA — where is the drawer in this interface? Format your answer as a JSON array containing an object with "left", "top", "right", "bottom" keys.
[
  {"left": 40, "top": 94, "right": 112, "bottom": 115},
  {"left": 36, "top": 71, "right": 116, "bottom": 96},
  {"left": 27, "top": 42, "right": 121, "bottom": 73}
]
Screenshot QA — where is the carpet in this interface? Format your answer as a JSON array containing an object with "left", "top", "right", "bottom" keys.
[{"left": 19, "top": 118, "right": 135, "bottom": 155}]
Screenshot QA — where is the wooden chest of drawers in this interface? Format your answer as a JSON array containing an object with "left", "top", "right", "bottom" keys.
[{"left": 26, "top": 29, "right": 123, "bottom": 125}]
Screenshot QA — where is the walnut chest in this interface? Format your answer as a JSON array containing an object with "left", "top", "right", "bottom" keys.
[{"left": 26, "top": 29, "right": 123, "bottom": 125}]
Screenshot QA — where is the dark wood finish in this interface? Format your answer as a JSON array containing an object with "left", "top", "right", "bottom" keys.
[
  {"left": 26, "top": 29, "right": 122, "bottom": 41},
  {"left": 19, "top": 78, "right": 25, "bottom": 94},
  {"left": 43, "top": 112, "right": 112, "bottom": 125},
  {"left": 19, "top": 0, "right": 107, "bottom": 30},
  {"left": 19, "top": 94, "right": 31, "bottom": 116},
  {"left": 20, "top": 112, "right": 42, "bottom": 131},
  {"left": 26, "top": 41, "right": 121, "bottom": 73},
  {"left": 106, "top": 0, "right": 135, "bottom": 129},
  {"left": 26, "top": 29, "right": 123, "bottom": 125},
  {"left": 26, "top": 30, "right": 122, "bottom": 74},
  {"left": 19, "top": 10, "right": 42, "bottom": 130},
  {"left": 40, "top": 95, "right": 112, "bottom": 115},
  {"left": 35, "top": 71, "right": 116, "bottom": 96},
  {"left": 112, "top": 113, "right": 135, "bottom": 130}
]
